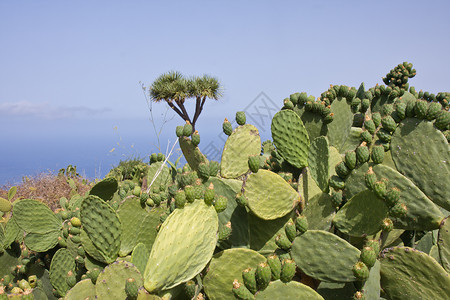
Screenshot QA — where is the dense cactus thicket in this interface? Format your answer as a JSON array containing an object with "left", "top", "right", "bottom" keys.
[{"left": 1, "top": 62, "right": 449, "bottom": 299}]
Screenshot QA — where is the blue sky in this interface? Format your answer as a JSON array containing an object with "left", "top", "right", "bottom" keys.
[{"left": 1, "top": 0, "right": 449, "bottom": 183}]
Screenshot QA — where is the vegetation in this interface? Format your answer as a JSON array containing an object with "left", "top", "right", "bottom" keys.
[{"left": 1, "top": 62, "right": 449, "bottom": 299}]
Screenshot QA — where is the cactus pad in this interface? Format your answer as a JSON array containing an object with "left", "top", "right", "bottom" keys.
[
  {"left": 291, "top": 230, "right": 360, "bottom": 282},
  {"left": 179, "top": 136, "right": 208, "bottom": 171},
  {"left": 271, "top": 110, "right": 310, "bottom": 168},
  {"left": 203, "top": 248, "right": 266, "bottom": 300},
  {"left": 64, "top": 279, "right": 96, "bottom": 300},
  {"left": 327, "top": 97, "right": 354, "bottom": 152},
  {"left": 255, "top": 280, "right": 324, "bottom": 299},
  {"left": 244, "top": 170, "right": 300, "bottom": 220},
  {"left": 143, "top": 200, "right": 218, "bottom": 292},
  {"left": 89, "top": 177, "right": 118, "bottom": 201},
  {"left": 80, "top": 195, "right": 121, "bottom": 263},
  {"left": 220, "top": 124, "right": 261, "bottom": 178},
  {"left": 24, "top": 230, "right": 60, "bottom": 252},
  {"left": 380, "top": 247, "right": 450, "bottom": 299},
  {"left": 13, "top": 199, "right": 61, "bottom": 234},
  {"left": 437, "top": 216, "right": 450, "bottom": 272},
  {"left": 96, "top": 261, "right": 143, "bottom": 300},
  {"left": 49, "top": 248, "right": 76, "bottom": 297},
  {"left": 131, "top": 243, "right": 149, "bottom": 274},
  {"left": 307, "top": 136, "right": 329, "bottom": 191}
]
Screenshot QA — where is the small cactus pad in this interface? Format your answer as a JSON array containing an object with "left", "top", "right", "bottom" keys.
[
  {"left": 380, "top": 247, "right": 450, "bottom": 299},
  {"left": 131, "top": 243, "right": 149, "bottom": 274},
  {"left": 80, "top": 195, "right": 121, "bottom": 263},
  {"left": 244, "top": 170, "right": 300, "bottom": 220},
  {"left": 0, "top": 197, "right": 12, "bottom": 212},
  {"left": 203, "top": 248, "right": 266, "bottom": 300},
  {"left": 221, "top": 124, "right": 261, "bottom": 178},
  {"left": 13, "top": 199, "right": 61, "bottom": 234},
  {"left": 271, "top": 110, "right": 310, "bottom": 169},
  {"left": 333, "top": 190, "right": 389, "bottom": 237},
  {"left": 291, "top": 230, "right": 361, "bottom": 282},
  {"left": 390, "top": 118, "right": 450, "bottom": 211},
  {"left": 437, "top": 216, "right": 450, "bottom": 272},
  {"left": 327, "top": 97, "right": 354, "bottom": 152},
  {"left": 146, "top": 162, "right": 171, "bottom": 193},
  {"left": 179, "top": 136, "right": 208, "bottom": 171},
  {"left": 307, "top": 136, "right": 330, "bottom": 191},
  {"left": 254, "top": 280, "right": 324, "bottom": 299},
  {"left": 64, "top": 279, "right": 96, "bottom": 300},
  {"left": 49, "top": 248, "right": 76, "bottom": 297},
  {"left": 96, "top": 261, "right": 143, "bottom": 300},
  {"left": 89, "top": 177, "right": 118, "bottom": 201},
  {"left": 143, "top": 200, "right": 218, "bottom": 292},
  {"left": 24, "top": 230, "right": 60, "bottom": 252}
]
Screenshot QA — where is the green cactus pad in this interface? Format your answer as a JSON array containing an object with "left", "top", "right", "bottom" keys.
[
  {"left": 291, "top": 230, "right": 361, "bottom": 282},
  {"left": 96, "top": 261, "right": 143, "bottom": 300},
  {"left": 298, "top": 167, "right": 323, "bottom": 206},
  {"left": 438, "top": 216, "right": 450, "bottom": 272},
  {"left": 316, "top": 282, "right": 356, "bottom": 300},
  {"left": 327, "top": 97, "right": 354, "bottom": 152},
  {"left": 254, "top": 280, "right": 324, "bottom": 299},
  {"left": 244, "top": 170, "right": 300, "bottom": 220},
  {"left": 203, "top": 248, "right": 266, "bottom": 300},
  {"left": 333, "top": 190, "right": 389, "bottom": 237},
  {"left": 13, "top": 199, "right": 61, "bottom": 234},
  {"left": 146, "top": 162, "right": 171, "bottom": 193},
  {"left": 64, "top": 279, "right": 96, "bottom": 300},
  {"left": 391, "top": 118, "right": 450, "bottom": 210},
  {"left": 24, "top": 230, "right": 60, "bottom": 252},
  {"left": 271, "top": 110, "right": 310, "bottom": 168},
  {"left": 80, "top": 195, "right": 121, "bottom": 264},
  {"left": 143, "top": 200, "right": 218, "bottom": 292},
  {"left": 2, "top": 217, "right": 21, "bottom": 249},
  {"left": 89, "top": 177, "right": 118, "bottom": 201},
  {"left": 0, "top": 197, "right": 11, "bottom": 212},
  {"left": 340, "top": 127, "right": 364, "bottom": 154},
  {"left": 179, "top": 136, "right": 208, "bottom": 172},
  {"left": 49, "top": 248, "right": 76, "bottom": 297},
  {"left": 220, "top": 124, "right": 261, "bottom": 178},
  {"left": 361, "top": 260, "right": 381, "bottom": 299},
  {"left": 131, "top": 243, "right": 149, "bottom": 274},
  {"left": 302, "top": 192, "right": 335, "bottom": 231},
  {"left": 380, "top": 247, "right": 450, "bottom": 300},
  {"left": 307, "top": 136, "right": 329, "bottom": 191},
  {"left": 80, "top": 229, "right": 107, "bottom": 263}
]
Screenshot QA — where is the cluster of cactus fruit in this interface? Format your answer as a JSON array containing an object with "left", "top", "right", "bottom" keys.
[{"left": 1, "top": 62, "right": 449, "bottom": 299}]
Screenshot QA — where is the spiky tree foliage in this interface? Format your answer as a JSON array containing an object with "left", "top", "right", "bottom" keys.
[{"left": 149, "top": 71, "right": 222, "bottom": 131}]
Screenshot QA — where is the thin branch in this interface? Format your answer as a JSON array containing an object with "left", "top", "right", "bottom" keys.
[
  {"left": 167, "top": 100, "right": 186, "bottom": 120},
  {"left": 146, "top": 139, "right": 179, "bottom": 193},
  {"left": 175, "top": 99, "right": 192, "bottom": 124}
]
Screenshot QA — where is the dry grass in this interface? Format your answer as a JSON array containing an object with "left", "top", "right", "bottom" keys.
[{"left": 0, "top": 172, "right": 92, "bottom": 211}]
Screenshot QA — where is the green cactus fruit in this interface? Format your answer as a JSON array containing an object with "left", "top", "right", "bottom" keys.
[
  {"left": 235, "top": 193, "right": 248, "bottom": 207},
  {"left": 435, "top": 110, "right": 450, "bottom": 130},
  {"left": 329, "top": 190, "right": 343, "bottom": 208},
  {"left": 275, "top": 234, "right": 292, "bottom": 251},
  {"left": 119, "top": 188, "right": 127, "bottom": 199},
  {"left": 191, "top": 130, "right": 200, "bottom": 146},
  {"left": 283, "top": 98, "right": 294, "bottom": 110},
  {"left": 70, "top": 234, "right": 81, "bottom": 244},
  {"left": 353, "top": 291, "right": 366, "bottom": 300},
  {"left": 295, "top": 216, "right": 308, "bottom": 234},
  {"left": 426, "top": 102, "right": 442, "bottom": 120},
  {"left": 381, "top": 115, "right": 397, "bottom": 133},
  {"left": 414, "top": 100, "right": 428, "bottom": 119},
  {"left": 372, "top": 112, "right": 382, "bottom": 127},
  {"left": 376, "top": 128, "right": 392, "bottom": 143},
  {"left": 381, "top": 218, "right": 394, "bottom": 232},
  {"left": 69, "top": 226, "right": 81, "bottom": 235},
  {"left": 204, "top": 183, "right": 215, "bottom": 206},
  {"left": 242, "top": 268, "right": 257, "bottom": 294},
  {"left": 139, "top": 192, "right": 149, "bottom": 205},
  {"left": 335, "top": 161, "right": 351, "bottom": 179},
  {"left": 389, "top": 202, "right": 408, "bottom": 218},
  {"left": 214, "top": 195, "right": 228, "bottom": 213},
  {"left": 344, "top": 150, "right": 357, "bottom": 170},
  {"left": 385, "top": 187, "right": 400, "bottom": 208},
  {"left": 218, "top": 221, "right": 232, "bottom": 241},
  {"left": 267, "top": 255, "right": 282, "bottom": 281},
  {"left": 184, "top": 185, "right": 196, "bottom": 203},
  {"left": 194, "top": 181, "right": 205, "bottom": 200},
  {"left": 209, "top": 161, "right": 220, "bottom": 177},
  {"left": 360, "top": 246, "right": 377, "bottom": 268},
  {"left": 285, "top": 221, "right": 297, "bottom": 242},
  {"left": 248, "top": 155, "right": 260, "bottom": 173},
  {"left": 132, "top": 185, "right": 141, "bottom": 197},
  {"left": 27, "top": 275, "right": 38, "bottom": 289},
  {"left": 373, "top": 180, "right": 387, "bottom": 199},
  {"left": 232, "top": 280, "right": 255, "bottom": 300},
  {"left": 352, "top": 262, "right": 370, "bottom": 281},
  {"left": 197, "top": 162, "right": 210, "bottom": 180},
  {"left": 236, "top": 111, "right": 246, "bottom": 125},
  {"left": 363, "top": 118, "right": 376, "bottom": 135},
  {"left": 405, "top": 98, "right": 416, "bottom": 117},
  {"left": 290, "top": 93, "right": 300, "bottom": 105},
  {"left": 360, "top": 131, "right": 372, "bottom": 144},
  {"left": 184, "top": 280, "right": 196, "bottom": 299},
  {"left": 149, "top": 153, "right": 158, "bottom": 164},
  {"left": 151, "top": 193, "right": 161, "bottom": 206},
  {"left": 157, "top": 153, "right": 165, "bottom": 162},
  {"left": 395, "top": 101, "right": 407, "bottom": 120},
  {"left": 382, "top": 104, "right": 394, "bottom": 116},
  {"left": 66, "top": 270, "right": 76, "bottom": 288},
  {"left": 356, "top": 143, "right": 370, "bottom": 164},
  {"left": 329, "top": 175, "right": 345, "bottom": 190},
  {"left": 223, "top": 118, "right": 233, "bottom": 136},
  {"left": 256, "top": 262, "right": 271, "bottom": 290},
  {"left": 70, "top": 217, "right": 81, "bottom": 227},
  {"left": 183, "top": 121, "right": 193, "bottom": 136},
  {"left": 125, "top": 278, "right": 139, "bottom": 300},
  {"left": 370, "top": 145, "right": 385, "bottom": 164},
  {"left": 174, "top": 190, "right": 186, "bottom": 208},
  {"left": 280, "top": 259, "right": 296, "bottom": 283},
  {"left": 323, "top": 113, "right": 334, "bottom": 124},
  {"left": 176, "top": 125, "right": 184, "bottom": 137},
  {"left": 365, "top": 239, "right": 380, "bottom": 255}
]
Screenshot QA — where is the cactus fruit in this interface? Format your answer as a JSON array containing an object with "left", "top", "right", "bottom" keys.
[
  {"left": 371, "top": 145, "right": 385, "bottom": 164},
  {"left": 372, "top": 112, "right": 382, "bottom": 127},
  {"left": 204, "top": 183, "right": 215, "bottom": 206},
  {"left": 331, "top": 190, "right": 343, "bottom": 207},
  {"left": 70, "top": 217, "right": 81, "bottom": 227},
  {"left": 232, "top": 280, "right": 255, "bottom": 300},
  {"left": 389, "top": 202, "right": 408, "bottom": 218},
  {"left": 242, "top": 268, "right": 257, "bottom": 294},
  {"left": 125, "top": 278, "right": 139, "bottom": 300},
  {"left": 209, "top": 161, "right": 220, "bottom": 177},
  {"left": 373, "top": 180, "right": 387, "bottom": 199},
  {"left": 329, "top": 175, "right": 345, "bottom": 190},
  {"left": 335, "top": 161, "right": 351, "bottom": 178},
  {"left": 426, "top": 102, "right": 442, "bottom": 120},
  {"left": 223, "top": 118, "right": 233, "bottom": 136},
  {"left": 377, "top": 128, "right": 392, "bottom": 143},
  {"left": 280, "top": 259, "right": 296, "bottom": 283},
  {"left": 381, "top": 218, "right": 394, "bottom": 232},
  {"left": 360, "top": 247, "right": 377, "bottom": 268},
  {"left": 197, "top": 162, "right": 210, "bottom": 180},
  {"left": 267, "top": 255, "right": 282, "bottom": 281},
  {"left": 285, "top": 221, "right": 297, "bottom": 242},
  {"left": 381, "top": 115, "right": 397, "bottom": 133},
  {"left": 235, "top": 193, "right": 248, "bottom": 207},
  {"left": 275, "top": 234, "right": 292, "bottom": 251},
  {"left": 218, "top": 222, "right": 232, "bottom": 241},
  {"left": 236, "top": 111, "right": 246, "bottom": 125},
  {"left": 435, "top": 110, "right": 450, "bottom": 130},
  {"left": 356, "top": 143, "right": 370, "bottom": 163},
  {"left": 352, "top": 262, "right": 370, "bottom": 281},
  {"left": 174, "top": 190, "right": 187, "bottom": 208},
  {"left": 248, "top": 155, "right": 260, "bottom": 173},
  {"left": 176, "top": 125, "right": 184, "bottom": 137},
  {"left": 385, "top": 187, "right": 401, "bottom": 207},
  {"left": 414, "top": 100, "right": 428, "bottom": 119},
  {"left": 191, "top": 130, "right": 200, "bottom": 146},
  {"left": 295, "top": 216, "right": 308, "bottom": 234},
  {"left": 183, "top": 121, "right": 193, "bottom": 136},
  {"left": 360, "top": 131, "right": 372, "bottom": 144},
  {"left": 214, "top": 195, "right": 228, "bottom": 213},
  {"left": 256, "top": 262, "right": 271, "bottom": 290}
]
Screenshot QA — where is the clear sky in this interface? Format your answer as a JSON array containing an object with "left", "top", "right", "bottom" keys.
[{"left": 1, "top": 0, "right": 449, "bottom": 182}]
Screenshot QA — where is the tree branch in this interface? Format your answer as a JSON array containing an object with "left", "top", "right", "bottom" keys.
[
  {"left": 192, "top": 96, "right": 203, "bottom": 126},
  {"left": 175, "top": 99, "right": 192, "bottom": 124},
  {"left": 166, "top": 100, "right": 185, "bottom": 120}
]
